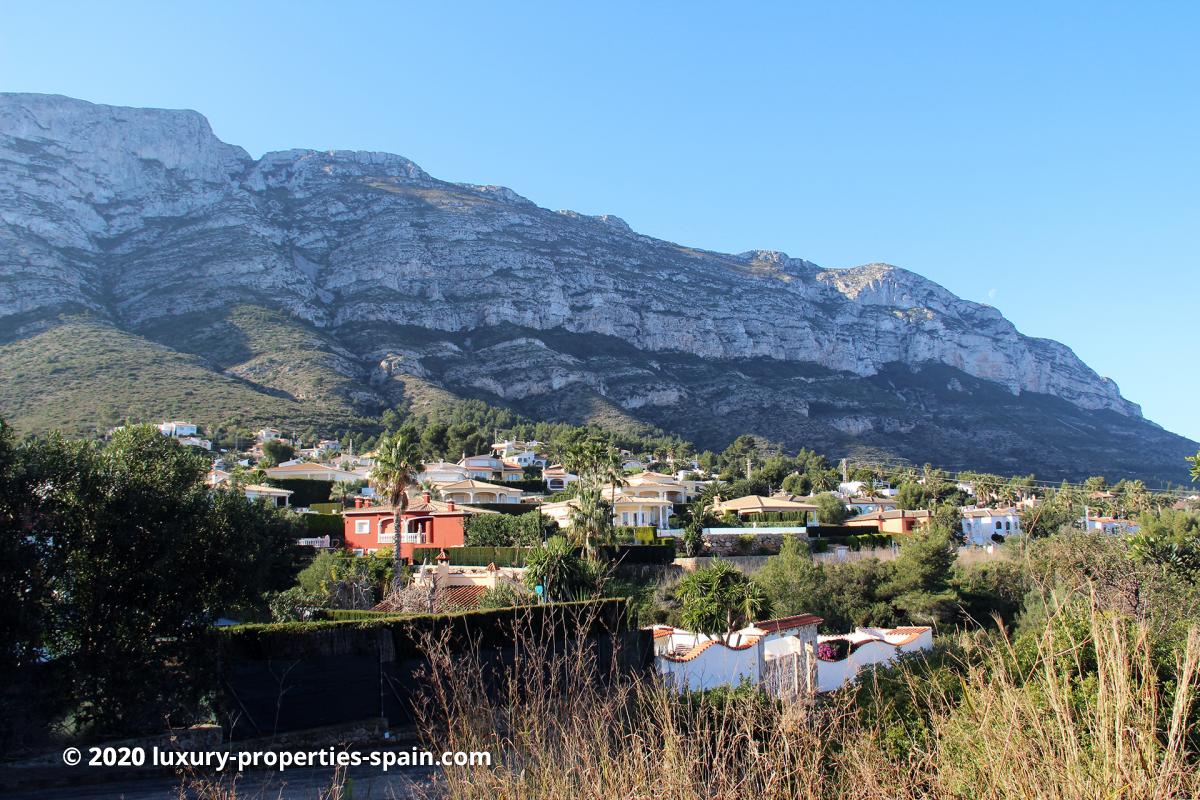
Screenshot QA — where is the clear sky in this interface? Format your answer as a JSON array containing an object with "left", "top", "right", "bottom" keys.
[{"left": 3, "top": 2, "right": 1197, "bottom": 441}]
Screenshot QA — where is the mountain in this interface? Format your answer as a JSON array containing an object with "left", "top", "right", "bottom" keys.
[{"left": 0, "top": 93, "right": 1193, "bottom": 483}]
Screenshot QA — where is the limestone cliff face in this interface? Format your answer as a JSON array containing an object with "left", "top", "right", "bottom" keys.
[
  {"left": 6, "top": 94, "right": 1193, "bottom": 481},
  {"left": 0, "top": 93, "right": 1138, "bottom": 424}
]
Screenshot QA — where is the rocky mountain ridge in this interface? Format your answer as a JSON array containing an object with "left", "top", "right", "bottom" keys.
[{"left": 1, "top": 93, "right": 1192, "bottom": 482}]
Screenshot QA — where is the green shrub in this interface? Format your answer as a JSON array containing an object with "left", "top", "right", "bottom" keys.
[
  {"left": 303, "top": 513, "right": 344, "bottom": 538},
  {"left": 412, "top": 546, "right": 532, "bottom": 567}
]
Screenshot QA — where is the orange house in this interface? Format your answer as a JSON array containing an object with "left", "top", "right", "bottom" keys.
[
  {"left": 843, "top": 508, "right": 932, "bottom": 535},
  {"left": 342, "top": 492, "right": 468, "bottom": 562}
]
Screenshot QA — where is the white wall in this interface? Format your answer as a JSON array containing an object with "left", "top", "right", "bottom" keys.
[
  {"left": 657, "top": 640, "right": 762, "bottom": 692},
  {"left": 816, "top": 630, "right": 933, "bottom": 692}
]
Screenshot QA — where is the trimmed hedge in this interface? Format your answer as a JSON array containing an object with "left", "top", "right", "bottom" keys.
[
  {"left": 303, "top": 513, "right": 344, "bottom": 537},
  {"left": 413, "top": 542, "right": 677, "bottom": 567},
  {"left": 810, "top": 533, "right": 895, "bottom": 551},
  {"left": 468, "top": 502, "right": 544, "bottom": 515},
  {"left": 596, "top": 543, "right": 676, "bottom": 564},
  {"left": 309, "top": 502, "right": 343, "bottom": 515},
  {"left": 317, "top": 609, "right": 407, "bottom": 622},
  {"left": 412, "top": 545, "right": 531, "bottom": 567},
  {"left": 217, "top": 598, "right": 630, "bottom": 660},
  {"left": 266, "top": 478, "right": 333, "bottom": 507}
]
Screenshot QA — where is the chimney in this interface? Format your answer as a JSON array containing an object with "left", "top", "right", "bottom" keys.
[
  {"left": 447, "top": 499, "right": 456, "bottom": 512},
  {"left": 436, "top": 548, "right": 450, "bottom": 582},
  {"left": 422, "top": 490, "right": 432, "bottom": 504}
]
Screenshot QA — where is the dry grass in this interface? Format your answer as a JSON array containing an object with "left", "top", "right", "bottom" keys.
[{"left": 413, "top": 603, "right": 1200, "bottom": 800}]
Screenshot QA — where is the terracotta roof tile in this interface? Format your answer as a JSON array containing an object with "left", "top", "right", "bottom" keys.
[
  {"left": 440, "top": 585, "right": 487, "bottom": 609},
  {"left": 754, "top": 614, "right": 823, "bottom": 633}
]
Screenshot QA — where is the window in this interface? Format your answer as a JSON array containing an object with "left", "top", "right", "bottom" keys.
[
  {"left": 353, "top": 548, "right": 364, "bottom": 556},
  {"left": 355, "top": 520, "right": 370, "bottom": 534},
  {"left": 996, "top": 521, "right": 1003, "bottom": 530}
]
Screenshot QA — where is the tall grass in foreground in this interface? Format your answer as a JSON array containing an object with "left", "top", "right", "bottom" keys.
[{"left": 415, "top": 604, "right": 1200, "bottom": 800}]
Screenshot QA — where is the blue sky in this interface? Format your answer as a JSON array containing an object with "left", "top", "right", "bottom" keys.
[{"left": 3, "top": 2, "right": 1197, "bottom": 441}]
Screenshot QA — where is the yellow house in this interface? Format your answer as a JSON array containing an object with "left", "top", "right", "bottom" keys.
[
  {"left": 540, "top": 486, "right": 674, "bottom": 531},
  {"left": 437, "top": 478, "right": 525, "bottom": 505},
  {"left": 711, "top": 495, "right": 818, "bottom": 522}
]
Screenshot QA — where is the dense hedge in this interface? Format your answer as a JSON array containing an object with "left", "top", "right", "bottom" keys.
[
  {"left": 216, "top": 598, "right": 630, "bottom": 661},
  {"left": 412, "top": 542, "right": 676, "bottom": 567},
  {"left": 309, "top": 502, "right": 343, "bottom": 515},
  {"left": 810, "top": 533, "right": 895, "bottom": 551},
  {"left": 597, "top": 543, "right": 676, "bottom": 564},
  {"left": 468, "top": 502, "right": 545, "bottom": 515},
  {"left": 303, "top": 513, "right": 344, "bottom": 537},
  {"left": 317, "top": 609, "right": 407, "bottom": 622},
  {"left": 413, "top": 545, "right": 532, "bottom": 567},
  {"left": 266, "top": 478, "right": 333, "bottom": 507}
]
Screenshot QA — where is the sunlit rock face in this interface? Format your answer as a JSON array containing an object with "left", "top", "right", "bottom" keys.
[{"left": 8, "top": 92, "right": 1190, "bottom": 484}]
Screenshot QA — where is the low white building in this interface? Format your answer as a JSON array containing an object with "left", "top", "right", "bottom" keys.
[
  {"left": 651, "top": 614, "right": 822, "bottom": 699},
  {"left": 242, "top": 484, "right": 293, "bottom": 508},
  {"left": 961, "top": 507, "right": 1023, "bottom": 546},
  {"left": 1082, "top": 515, "right": 1140, "bottom": 535},
  {"left": 815, "top": 626, "right": 933, "bottom": 692},
  {"left": 417, "top": 461, "right": 471, "bottom": 484},
  {"left": 542, "top": 465, "right": 579, "bottom": 492},
  {"left": 158, "top": 420, "right": 199, "bottom": 438}
]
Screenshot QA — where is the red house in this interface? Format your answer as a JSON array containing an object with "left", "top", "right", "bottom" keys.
[{"left": 342, "top": 492, "right": 470, "bottom": 563}]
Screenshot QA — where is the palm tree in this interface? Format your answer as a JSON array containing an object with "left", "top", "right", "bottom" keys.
[
  {"left": 370, "top": 430, "right": 425, "bottom": 585},
  {"left": 569, "top": 485, "right": 614, "bottom": 556}
]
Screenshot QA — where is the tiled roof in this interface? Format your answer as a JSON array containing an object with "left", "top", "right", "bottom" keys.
[
  {"left": 885, "top": 626, "right": 932, "bottom": 645},
  {"left": 961, "top": 507, "right": 1021, "bottom": 518},
  {"left": 661, "top": 635, "right": 763, "bottom": 662},
  {"left": 440, "top": 585, "right": 487, "bottom": 608},
  {"left": 754, "top": 613, "right": 823, "bottom": 633},
  {"left": 438, "top": 478, "right": 515, "bottom": 491},
  {"left": 716, "top": 495, "right": 819, "bottom": 513}
]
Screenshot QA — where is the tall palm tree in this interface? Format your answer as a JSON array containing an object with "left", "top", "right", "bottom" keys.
[
  {"left": 370, "top": 430, "right": 425, "bottom": 585},
  {"left": 569, "top": 486, "right": 613, "bottom": 556}
]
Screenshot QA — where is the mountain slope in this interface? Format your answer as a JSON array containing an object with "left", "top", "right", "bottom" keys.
[{"left": 0, "top": 93, "right": 1193, "bottom": 482}]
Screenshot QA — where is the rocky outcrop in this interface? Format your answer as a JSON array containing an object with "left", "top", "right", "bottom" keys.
[
  {"left": 0, "top": 93, "right": 1137, "bottom": 415},
  {"left": 3, "top": 93, "right": 1191, "bottom": 482}
]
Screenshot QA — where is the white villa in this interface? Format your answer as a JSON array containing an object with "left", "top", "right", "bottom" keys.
[
  {"left": 651, "top": 614, "right": 822, "bottom": 699},
  {"left": 242, "top": 484, "right": 293, "bottom": 508},
  {"left": 1081, "top": 515, "right": 1140, "bottom": 535},
  {"left": 651, "top": 618, "right": 933, "bottom": 698},
  {"left": 158, "top": 420, "right": 198, "bottom": 438},
  {"left": 491, "top": 439, "right": 547, "bottom": 467},
  {"left": 417, "top": 461, "right": 472, "bottom": 484},
  {"left": 542, "top": 465, "right": 579, "bottom": 492},
  {"left": 961, "top": 507, "right": 1023, "bottom": 545},
  {"left": 458, "top": 454, "right": 524, "bottom": 482},
  {"left": 438, "top": 478, "right": 525, "bottom": 505}
]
